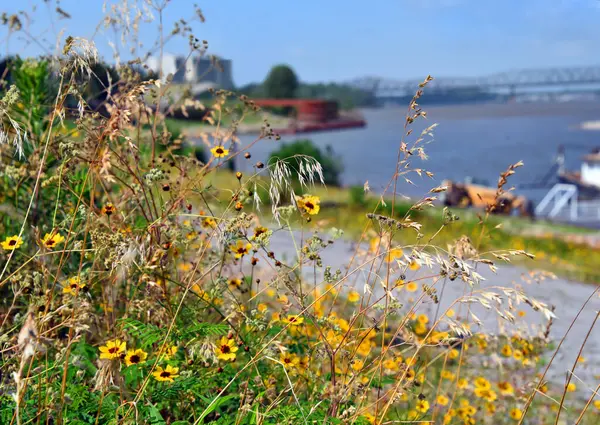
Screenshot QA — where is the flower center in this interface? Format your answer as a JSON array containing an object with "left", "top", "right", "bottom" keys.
[
  {"left": 108, "top": 347, "right": 119, "bottom": 354},
  {"left": 129, "top": 355, "right": 140, "bottom": 363},
  {"left": 216, "top": 148, "right": 224, "bottom": 154},
  {"left": 8, "top": 240, "right": 16, "bottom": 246},
  {"left": 46, "top": 240, "right": 56, "bottom": 247},
  {"left": 305, "top": 202, "right": 314, "bottom": 209},
  {"left": 283, "top": 357, "right": 291, "bottom": 364},
  {"left": 221, "top": 345, "right": 231, "bottom": 354},
  {"left": 160, "top": 371, "right": 171, "bottom": 378}
]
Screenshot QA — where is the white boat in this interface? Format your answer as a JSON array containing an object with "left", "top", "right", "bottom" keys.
[{"left": 558, "top": 149, "right": 600, "bottom": 199}]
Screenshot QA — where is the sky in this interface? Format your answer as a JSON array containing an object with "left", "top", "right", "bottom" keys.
[{"left": 1, "top": 0, "right": 600, "bottom": 86}]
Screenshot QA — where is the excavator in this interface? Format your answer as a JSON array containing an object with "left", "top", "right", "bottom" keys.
[
  {"left": 441, "top": 179, "right": 535, "bottom": 218},
  {"left": 438, "top": 145, "right": 600, "bottom": 219}
]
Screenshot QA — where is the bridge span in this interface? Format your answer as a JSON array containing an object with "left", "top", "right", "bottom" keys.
[{"left": 350, "top": 66, "right": 600, "bottom": 98}]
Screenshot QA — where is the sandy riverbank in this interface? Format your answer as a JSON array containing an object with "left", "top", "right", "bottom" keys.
[
  {"left": 580, "top": 120, "right": 600, "bottom": 130},
  {"left": 266, "top": 230, "right": 600, "bottom": 384}
]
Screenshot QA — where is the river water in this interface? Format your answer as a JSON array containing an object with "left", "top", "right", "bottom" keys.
[{"left": 238, "top": 101, "right": 600, "bottom": 204}]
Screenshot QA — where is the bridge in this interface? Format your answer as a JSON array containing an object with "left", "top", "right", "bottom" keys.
[{"left": 350, "top": 66, "right": 600, "bottom": 98}]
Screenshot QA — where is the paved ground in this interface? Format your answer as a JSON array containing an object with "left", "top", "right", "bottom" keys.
[{"left": 267, "top": 230, "right": 600, "bottom": 386}]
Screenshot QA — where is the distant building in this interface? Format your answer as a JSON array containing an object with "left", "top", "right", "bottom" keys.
[{"left": 145, "top": 53, "right": 234, "bottom": 91}]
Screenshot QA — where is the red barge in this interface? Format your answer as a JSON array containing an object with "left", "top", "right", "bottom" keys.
[{"left": 252, "top": 99, "right": 366, "bottom": 134}]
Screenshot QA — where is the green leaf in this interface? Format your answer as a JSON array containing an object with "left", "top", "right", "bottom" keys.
[
  {"left": 147, "top": 404, "right": 166, "bottom": 425},
  {"left": 197, "top": 394, "right": 237, "bottom": 424}
]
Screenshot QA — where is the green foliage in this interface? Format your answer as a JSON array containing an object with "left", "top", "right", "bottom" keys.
[
  {"left": 348, "top": 185, "right": 367, "bottom": 207},
  {"left": 268, "top": 139, "right": 343, "bottom": 186},
  {"left": 10, "top": 57, "right": 55, "bottom": 141},
  {"left": 240, "top": 73, "right": 374, "bottom": 110},
  {"left": 296, "top": 82, "right": 376, "bottom": 110},
  {"left": 119, "top": 318, "right": 228, "bottom": 348},
  {"left": 120, "top": 318, "right": 168, "bottom": 347},
  {"left": 176, "top": 322, "right": 229, "bottom": 341},
  {"left": 263, "top": 64, "right": 299, "bottom": 99}
]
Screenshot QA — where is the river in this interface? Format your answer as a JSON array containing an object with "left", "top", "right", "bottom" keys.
[{"left": 238, "top": 101, "right": 600, "bottom": 204}]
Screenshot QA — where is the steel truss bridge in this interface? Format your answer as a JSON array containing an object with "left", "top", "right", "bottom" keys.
[{"left": 350, "top": 66, "right": 600, "bottom": 98}]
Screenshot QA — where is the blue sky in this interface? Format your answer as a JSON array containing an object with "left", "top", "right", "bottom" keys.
[{"left": 1, "top": 0, "right": 600, "bottom": 85}]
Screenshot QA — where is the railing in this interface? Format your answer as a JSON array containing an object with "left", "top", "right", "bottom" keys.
[
  {"left": 535, "top": 184, "right": 578, "bottom": 220},
  {"left": 577, "top": 200, "right": 600, "bottom": 222},
  {"left": 535, "top": 184, "right": 600, "bottom": 222}
]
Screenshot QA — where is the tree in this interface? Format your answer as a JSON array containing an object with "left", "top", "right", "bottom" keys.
[{"left": 263, "top": 64, "right": 299, "bottom": 99}]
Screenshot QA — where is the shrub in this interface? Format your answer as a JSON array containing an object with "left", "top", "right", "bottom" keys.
[
  {"left": 268, "top": 139, "right": 343, "bottom": 186},
  {"left": 349, "top": 184, "right": 368, "bottom": 207}
]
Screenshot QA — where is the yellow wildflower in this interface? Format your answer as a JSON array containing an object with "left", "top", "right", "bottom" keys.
[
  {"left": 230, "top": 240, "right": 252, "bottom": 258},
  {"left": 498, "top": 381, "right": 514, "bottom": 396},
  {"left": 348, "top": 290, "right": 360, "bottom": 303},
  {"left": 228, "top": 277, "right": 242, "bottom": 289},
  {"left": 509, "top": 408, "right": 522, "bottom": 420},
  {"left": 99, "top": 339, "right": 126, "bottom": 360},
  {"left": 159, "top": 344, "right": 178, "bottom": 360},
  {"left": 1, "top": 235, "right": 23, "bottom": 250},
  {"left": 210, "top": 145, "right": 229, "bottom": 158},
  {"left": 101, "top": 202, "right": 116, "bottom": 216},
  {"left": 41, "top": 232, "right": 65, "bottom": 249},
  {"left": 405, "top": 281, "right": 418, "bottom": 292},
  {"left": 62, "top": 276, "right": 86, "bottom": 295},
  {"left": 385, "top": 247, "right": 403, "bottom": 263},
  {"left": 296, "top": 194, "right": 321, "bottom": 215},
  {"left": 474, "top": 376, "right": 491, "bottom": 390},
  {"left": 251, "top": 226, "right": 269, "bottom": 240},
  {"left": 152, "top": 365, "right": 179, "bottom": 382},
  {"left": 283, "top": 315, "right": 304, "bottom": 326},
  {"left": 409, "top": 260, "right": 421, "bottom": 270},
  {"left": 416, "top": 399, "right": 430, "bottom": 413},
  {"left": 280, "top": 352, "right": 300, "bottom": 368},
  {"left": 124, "top": 349, "right": 148, "bottom": 366},
  {"left": 215, "top": 336, "right": 238, "bottom": 361},
  {"left": 437, "top": 394, "right": 449, "bottom": 406},
  {"left": 501, "top": 345, "right": 512, "bottom": 357}
]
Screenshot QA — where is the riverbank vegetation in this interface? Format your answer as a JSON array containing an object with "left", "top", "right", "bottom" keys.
[
  {"left": 204, "top": 168, "right": 600, "bottom": 285},
  {"left": 1, "top": 3, "right": 600, "bottom": 425},
  {"left": 238, "top": 64, "right": 376, "bottom": 110}
]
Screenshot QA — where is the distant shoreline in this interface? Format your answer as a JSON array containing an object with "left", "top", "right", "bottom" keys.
[{"left": 372, "top": 100, "right": 600, "bottom": 121}]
